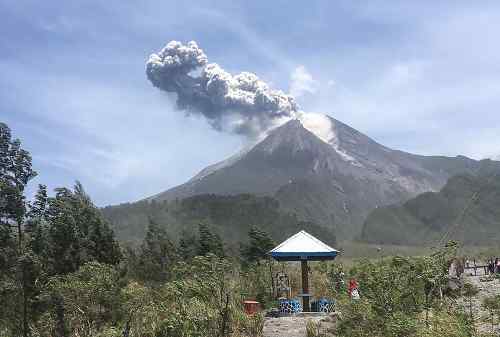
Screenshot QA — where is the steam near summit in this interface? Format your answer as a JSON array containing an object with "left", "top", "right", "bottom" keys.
[{"left": 146, "top": 40, "right": 299, "bottom": 137}]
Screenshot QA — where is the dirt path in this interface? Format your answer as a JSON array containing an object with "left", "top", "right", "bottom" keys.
[
  {"left": 461, "top": 268, "right": 500, "bottom": 333},
  {"left": 263, "top": 313, "right": 336, "bottom": 337}
]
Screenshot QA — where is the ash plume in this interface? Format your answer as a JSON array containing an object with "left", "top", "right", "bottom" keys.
[{"left": 146, "top": 40, "right": 298, "bottom": 136}]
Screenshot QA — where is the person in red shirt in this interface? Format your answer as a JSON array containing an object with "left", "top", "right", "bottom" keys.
[{"left": 348, "top": 279, "right": 359, "bottom": 299}]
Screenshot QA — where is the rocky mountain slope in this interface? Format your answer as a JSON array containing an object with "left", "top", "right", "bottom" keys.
[
  {"left": 361, "top": 164, "right": 500, "bottom": 246},
  {"left": 145, "top": 114, "right": 489, "bottom": 239}
]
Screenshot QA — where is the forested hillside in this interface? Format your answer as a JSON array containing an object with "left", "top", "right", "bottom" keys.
[
  {"left": 101, "top": 193, "right": 337, "bottom": 246},
  {"left": 361, "top": 165, "right": 500, "bottom": 246}
]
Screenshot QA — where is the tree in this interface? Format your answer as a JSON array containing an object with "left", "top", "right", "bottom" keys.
[
  {"left": 0, "top": 122, "right": 37, "bottom": 247},
  {"left": 26, "top": 184, "right": 48, "bottom": 225},
  {"left": 461, "top": 283, "right": 479, "bottom": 334},
  {"left": 43, "top": 183, "right": 121, "bottom": 275},
  {"left": 71, "top": 181, "right": 121, "bottom": 266},
  {"left": 240, "top": 226, "right": 275, "bottom": 266},
  {"left": 0, "top": 122, "right": 37, "bottom": 337},
  {"left": 166, "top": 255, "right": 236, "bottom": 337},
  {"left": 26, "top": 185, "right": 49, "bottom": 261},
  {"left": 41, "top": 262, "right": 122, "bottom": 337},
  {"left": 178, "top": 229, "right": 197, "bottom": 260},
  {"left": 197, "top": 224, "right": 224, "bottom": 257},
  {"left": 0, "top": 123, "right": 121, "bottom": 336},
  {"left": 136, "top": 219, "right": 178, "bottom": 283}
]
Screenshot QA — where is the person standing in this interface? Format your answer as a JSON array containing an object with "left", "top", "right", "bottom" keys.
[
  {"left": 488, "top": 259, "right": 494, "bottom": 275},
  {"left": 348, "top": 278, "right": 360, "bottom": 300}
]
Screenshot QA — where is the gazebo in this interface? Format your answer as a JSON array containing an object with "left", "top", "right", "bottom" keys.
[{"left": 269, "top": 230, "right": 339, "bottom": 312}]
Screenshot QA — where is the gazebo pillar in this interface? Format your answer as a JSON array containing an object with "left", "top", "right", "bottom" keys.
[{"left": 301, "top": 260, "right": 310, "bottom": 311}]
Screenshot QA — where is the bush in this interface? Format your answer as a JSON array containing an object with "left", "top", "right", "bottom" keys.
[{"left": 233, "top": 312, "right": 264, "bottom": 337}]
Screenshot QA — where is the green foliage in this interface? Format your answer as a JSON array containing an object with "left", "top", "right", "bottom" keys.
[
  {"left": 5, "top": 248, "right": 266, "bottom": 337},
  {"left": 237, "top": 229, "right": 278, "bottom": 307},
  {"left": 197, "top": 224, "right": 225, "bottom": 257},
  {"left": 178, "top": 229, "right": 197, "bottom": 260},
  {"left": 362, "top": 170, "right": 500, "bottom": 246},
  {"left": 337, "top": 244, "right": 460, "bottom": 337},
  {"left": 418, "top": 309, "right": 476, "bottom": 337},
  {"left": 39, "top": 182, "right": 122, "bottom": 275},
  {"left": 134, "top": 219, "right": 178, "bottom": 283},
  {"left": 35, "top": 262, "right": 122, "bottom": 337},
  {"left": 306, "top": 320, "right": 327, "bottom": 337},
  {"left": 240, "top": 227, "right": 275, "bottom": 267},
  {"left": 118, "top": 255, "right": 245, "bottom": 337},
  {"left": 349, "top": 258, "right": 423, "bottom": 316},
  {"left": 0, "top": 122, "right": 37, "bottom": 227},
  {"left": 26, "top": 184, "right": 48, "bottom": 223},
  {"left": 102, "top": 194, "right": 336, "bottom": 247},
  {"left": 239, "top": 261, "right": 274, "bottom": 307},
  {"left": 0, "top": 122, "right": 37, "bottom": 337},
  {"left": 0, "top": 123, "right": 124, "bottom": 336},
  {"left": 482, "top": 295, "right": 500, "bottom": 333},
  {"left": 235, "top": 313, "right": 264, "bottom": 337},
  {"left": 326, "top": 263, "right": 347, "bottom": 296}
]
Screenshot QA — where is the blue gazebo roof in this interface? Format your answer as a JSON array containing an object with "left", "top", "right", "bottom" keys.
[{"left": 269, "top": 230, "right": 339, "bottom": 261}]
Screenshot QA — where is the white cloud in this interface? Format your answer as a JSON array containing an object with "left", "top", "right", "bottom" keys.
[{"left": 289, "top": 65, "right": 319, "bottom": 98}]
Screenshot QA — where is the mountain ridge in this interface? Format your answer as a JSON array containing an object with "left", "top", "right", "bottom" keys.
[
  {"left": 361, "top": 165, "right": 500, "bottom": 246},
  {"left": 109, "top": 113, "right": 496, "bottom": 241},
  {"left": 147, "top": 114, "right": 488, "bottom": 239}
]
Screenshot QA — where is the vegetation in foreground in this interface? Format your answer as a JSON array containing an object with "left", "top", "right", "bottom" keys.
[{"left": 2, "top": 121, "right": 500, "bottom": 337}]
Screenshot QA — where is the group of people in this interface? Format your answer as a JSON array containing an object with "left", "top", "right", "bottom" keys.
[{"left": 487, "top": 258, "right": 500, "bottom": 274}]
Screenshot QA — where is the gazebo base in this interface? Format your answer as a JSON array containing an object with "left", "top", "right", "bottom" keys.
[{"left": 287, "top": 312, "right": 329, "bottom": 317}]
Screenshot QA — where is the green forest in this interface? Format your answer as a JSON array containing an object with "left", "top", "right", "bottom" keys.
[
  {"left": 101, "top": 193, "right": 337, "bottom": 248},
  {"left": 362, "top": 171, "right": 500, "bottom": 246},
  {"left": 2, "top": 121, "right": 500, "bottom": 337}
]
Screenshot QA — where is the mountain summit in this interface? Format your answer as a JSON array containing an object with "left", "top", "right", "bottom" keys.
[{"left": 148, "top": 113, "right": 488, "bottom": 239}]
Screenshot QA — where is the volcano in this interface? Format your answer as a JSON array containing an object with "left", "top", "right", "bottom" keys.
[{"left": 148, "top": 114, "right": 488, "bottom": 239}]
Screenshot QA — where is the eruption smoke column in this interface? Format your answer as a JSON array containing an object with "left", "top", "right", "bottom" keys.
[{"left": 146, "top": 40, "right": 299, "bottom": 136}]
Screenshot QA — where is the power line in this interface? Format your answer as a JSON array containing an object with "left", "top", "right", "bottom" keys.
[{"left": 437, "top": 171, "right": 498, "bottom": 246}]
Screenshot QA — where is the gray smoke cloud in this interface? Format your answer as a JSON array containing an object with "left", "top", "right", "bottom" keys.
[{"left": 146, "top": 40, "right": 298, "bottom": 136}]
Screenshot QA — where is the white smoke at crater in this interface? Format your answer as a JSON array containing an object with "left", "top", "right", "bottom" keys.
[
  {"left": 298, "top": 112, "right": 334, "bottom": 144},
  {"left": 146, "top": 40, "right": 299, "bottom": 136}
]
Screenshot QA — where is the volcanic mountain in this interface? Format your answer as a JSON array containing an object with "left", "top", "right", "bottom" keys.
[{"left": 145, "top": 113, "right": 490, "bottom": 239}]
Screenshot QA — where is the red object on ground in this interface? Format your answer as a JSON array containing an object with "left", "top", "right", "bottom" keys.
[
  {"left": 243, "top": 300, "right": 260, "bottom": 315},
  {"left": 348, "top": 278, "right": 358, "bottom": 296}
]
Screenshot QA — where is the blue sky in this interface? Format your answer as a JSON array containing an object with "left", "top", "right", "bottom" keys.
[{"left": 2, "top": 0, "right": 500, "bottom": 205}]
